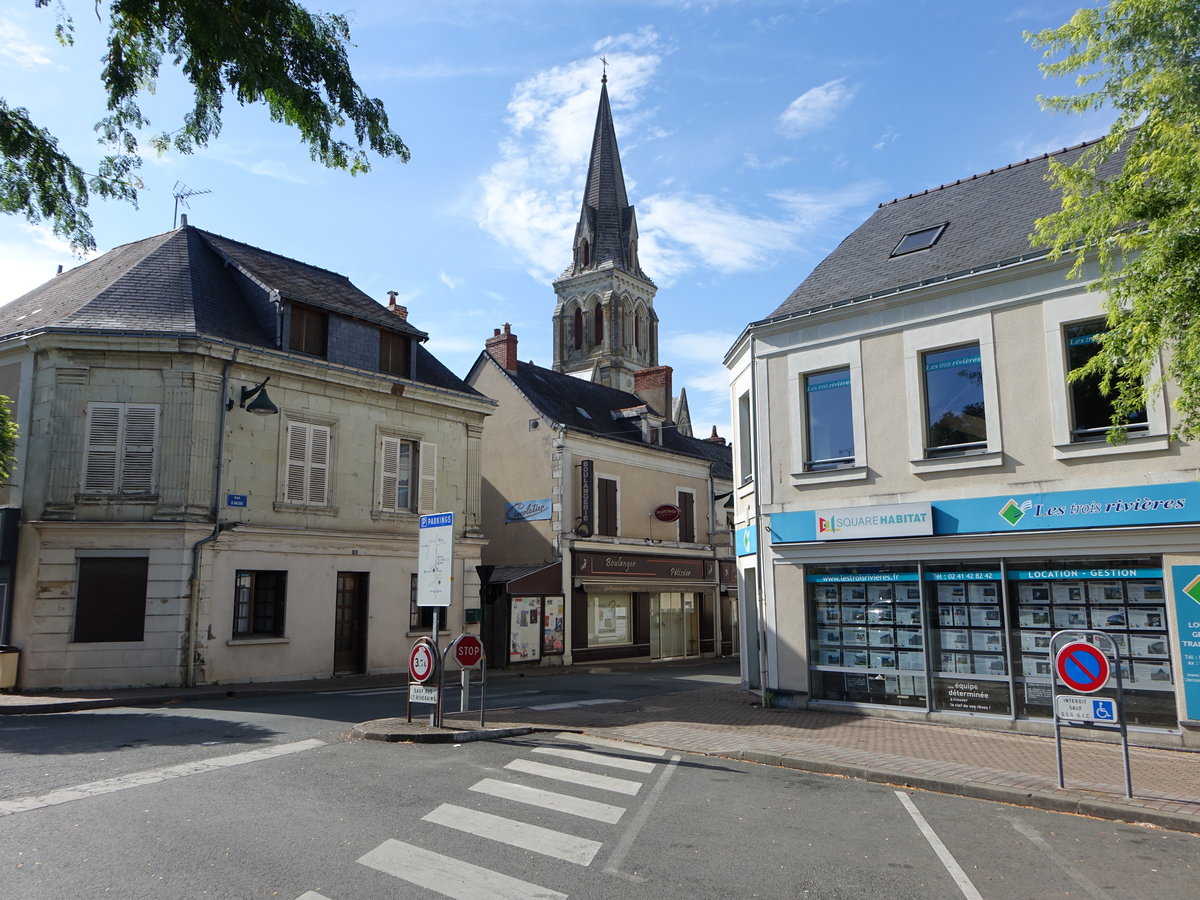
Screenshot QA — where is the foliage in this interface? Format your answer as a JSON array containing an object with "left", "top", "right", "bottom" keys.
[
  {"left": 1026, "top": 0, "right": 1200, "bottom": 440},
  {"left": 2, "top": 1, "right": 409, "bottom": 252},
  {"left": 0, "top": 396, "right": 17, "bottom": 482}
]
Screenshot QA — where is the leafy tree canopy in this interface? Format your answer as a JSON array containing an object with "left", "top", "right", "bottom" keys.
[
  {"left": 0, "top": 396, "right": 17, "bottom": 482},
  {"left": 1027, "top": 0, "right": 1200, "bottom": 441},
  {"left": 1, "top": 0, "right": 408, "bottom": 252}
]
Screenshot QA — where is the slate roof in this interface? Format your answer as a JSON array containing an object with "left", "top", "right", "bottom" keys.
[
  {"left": 0, "top": 225, "right": 478, "bottom": 396},
  {"left": 764, "top": 137, "right": 1126, "bottom": 322},
  {"left": 490, "top": 355, "right": 731, "bottom": 478}
]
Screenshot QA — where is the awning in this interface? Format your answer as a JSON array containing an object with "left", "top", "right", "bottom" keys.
[{"left": 483, "top": 561, "right": 562, "bottom": 595}]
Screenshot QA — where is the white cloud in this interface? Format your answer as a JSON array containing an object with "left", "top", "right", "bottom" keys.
[
  {"left": 778, "top": 78, "right": 856, "bottom": 138},
  {"left": 0, "top": 224, "right": 85, "bottom": 306},
  {"left": 439, "top": 270, "right": 464, "bottom": 290},
  {"left": 0, "top": 19, "right": 52, "bottom": 68},
  {"left": 202, "top": 145, "right": 311, "bottom": 184},
  {"left": 873, "top": 127, "right": 899, "bottom": 151}
]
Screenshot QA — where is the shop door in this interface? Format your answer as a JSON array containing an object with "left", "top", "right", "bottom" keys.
[
  {"left": 334, "top": 572, "right": 368, "bottom": 674},
  {"left": 651, "top": 592, "right": 699, "bottom": 659}
]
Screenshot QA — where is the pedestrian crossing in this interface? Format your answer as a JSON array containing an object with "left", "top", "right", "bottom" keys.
[{"left": 295, "top": 733, "right": 672, "bottom": 899}]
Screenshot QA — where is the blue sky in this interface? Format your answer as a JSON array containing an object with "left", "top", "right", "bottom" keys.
[{"left": 0, "top": 1, "right": 1114, "bottom": 438}]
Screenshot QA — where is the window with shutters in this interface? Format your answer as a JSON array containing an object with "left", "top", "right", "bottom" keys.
[
  {"left": 289, "top": 304, "right": 328, "bottom": 357},
  {"left": 233, "top": 570, "right": 287, "bottom": 637},
  {"left": 379, "top": 330, "right": 411, "bottom": 377},
  {"left": 81, "top": 403, "right": 159, "bottom": 494},
  {"left": 284, "top": 422, "right": 331, "bottom": 506},
  {"left": 378, "top": 437, "right": 437, "bottom": 514},
  {"left": 73, "top": 556, "right": 148, "bottom": 642},
  {"left": 597, "top": 476, "right": 618, "bottom": 536},
  {"left": 677, "top": 490, "right": 696, "bottom": 544}
]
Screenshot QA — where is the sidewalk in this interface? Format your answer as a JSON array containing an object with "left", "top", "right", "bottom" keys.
[{"left": 4, "top": 668, "right": 1200, "bottom": 835}]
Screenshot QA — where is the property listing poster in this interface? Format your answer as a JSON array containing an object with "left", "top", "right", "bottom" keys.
[{"left": 1171, "top": 565, "right": 1200, "bottom": 722}]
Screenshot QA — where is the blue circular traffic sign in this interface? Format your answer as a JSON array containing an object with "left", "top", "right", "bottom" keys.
[{"left": 1055, "top": 641, "right": 1111, "bottom": 694}]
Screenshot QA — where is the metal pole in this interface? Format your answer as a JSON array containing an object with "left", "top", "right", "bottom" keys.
[
  {"left": 461, "top": 666, "right": 469, "bottom": 713},
  {"left": 432, "top": 609, "right": 440, "bottom": 728},
  {"left": 479, "top": 657, "right": 486, "bottom": 728}
]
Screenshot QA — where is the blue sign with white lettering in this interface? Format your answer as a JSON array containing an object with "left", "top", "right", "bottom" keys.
[
  {"left": 226, "top": 494, "right": 248, "bottom": 508},
  {"left": 1172, "top": 565, "right": 1200, "bottom": 723}
]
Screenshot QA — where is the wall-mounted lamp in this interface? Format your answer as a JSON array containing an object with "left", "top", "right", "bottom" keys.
[{"left": 227, "top": 377, "right": 279, "bottom": 416}]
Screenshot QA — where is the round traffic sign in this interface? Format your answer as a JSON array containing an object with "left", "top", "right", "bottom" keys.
[
  {"left": 1055, "top": 641, "right": 1111, "bottom": 694},
  {"left": 409, "top": 642, "right": 435, "bottom": 683},
  {"left": 454, "top": 634, "right": 484, "bottom": 668}
]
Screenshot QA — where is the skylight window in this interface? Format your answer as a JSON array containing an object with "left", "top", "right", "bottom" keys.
[
  {"left": 890, "top": 222, "right": 948, "bottom": 257},
  {"left": 576, "top": 407, "right": 592, "bottom": 419}
]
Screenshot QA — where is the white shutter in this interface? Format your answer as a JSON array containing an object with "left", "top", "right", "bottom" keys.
[
  {"left": 83, "top": 404, "right": 121, "bottom": 492},
  {"left": 120, "top": 405, "right": 158, "bottom": 493},
  {"left": 286, "top": 423, "right": 309, "bottom": 503},
  {"left": 308, "top": 424, "right": 330, "bottom": 505},
  {"left": 417, "top": 441, "right": 437, "bottom": 513},
  {"left": 379, "top": 437, "right": 399, "bottom": 511}
]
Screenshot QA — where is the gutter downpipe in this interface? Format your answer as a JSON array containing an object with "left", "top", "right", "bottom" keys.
[
  {"left": 186, "top": 350, "right": 236, "bottom": 687},
  {"left": 749, "top": 331, "right": 771, "bottom": 703}
]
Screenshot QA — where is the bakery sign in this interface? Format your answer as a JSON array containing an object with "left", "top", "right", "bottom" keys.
[{"left": 574, "top": 551, "right": 707, "bottom": 581}]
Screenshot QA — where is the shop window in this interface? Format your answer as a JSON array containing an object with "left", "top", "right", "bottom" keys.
[
  {"left": 73, "top": 556, "right": 148, "bottom": 643},
  {"left": 804, "top": 367, "right": 854, "bottom": 470},
  {"left": 925, "top": 563, "right": 1011, "bottom": 716},
  {"left": 923, "top": 343, "right": 986, "bottom": 456},
  {"left": 289, "top": 304, "right": 328, "bottom": 358},
  {"left": 233, "top": 570, "right": 286, "bottom": 637},
  {"left": 1064, "top": 320, "right": 1148, "bottom": 441},
  {"left": 597, "top": 477, "right": 618, "bottom": 536},
  {"left": 677, "top": 490, "right": 695, "bottom": 543},
  {"left": 589, "top": 593, "right": 632, "bottom": 646}
]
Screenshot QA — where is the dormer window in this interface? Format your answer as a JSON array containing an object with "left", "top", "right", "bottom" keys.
[
  {"left": 581, "top": 239, "right": 590, "bottom": 267},
  {"left": 379, "top": 330, "right": 411, "bottom": 377},
  {"left": 891, "top": 223, "right": 948, "bottom": 258},
  {"left": 289, "top": 304, "right": 328, "bottom": 358}
]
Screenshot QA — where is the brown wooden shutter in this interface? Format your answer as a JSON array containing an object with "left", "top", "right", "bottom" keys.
[
  {"left": 73, "top": 557, "right": 149, "bottom": 642},
  {"left": 598, "top": 477, "right": 617, "bottom": 536},
  {"left": 678, "top": 491, "right": 695, "bottom": 543}
]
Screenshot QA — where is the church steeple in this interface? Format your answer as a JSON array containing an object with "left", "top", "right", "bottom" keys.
[{"left": 552, "top": 76, "right": 658, "bottom": 391}]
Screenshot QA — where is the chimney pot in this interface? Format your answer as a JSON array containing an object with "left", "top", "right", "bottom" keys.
[{"left": 485, "top": 323, "right": 519, "bottom": 371}]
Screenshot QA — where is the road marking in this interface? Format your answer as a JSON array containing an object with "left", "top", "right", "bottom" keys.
[
  {"left": 604, "top": 752, "right": 681, "bottom": 882},
  {"left": 529, "top": 697, "right": 625, "bottom": 710},
  {"left": 506, "top": 758, "right": 643, "bottom": 795},
  {"left": 470, "top": 777, "right": 626, "bottom": 823},
  {"left": 895, "top": 791, "right": 984, "bottom": 900},
  {"left": 423, "top": 802, "right": 603, "bottom": 866},
  {"left": 0, "top": 739, "right": 325, "bottom": 817},
  {"left": 675, "top": 674, "right": 741, "bottom": 684},
  {"left": 294, "top": 893, "right": 332, "bottom": 900},
  {"left": 316, "top": 687, "right": 407, "bottom": 697},
  {"left": 534, "top": 746, "right": 657, "bottom": 774},
  {"left": 557, "top": 734, "right": 667, "bottom": 757},
  {"left": 358, "top": 839, "right": 566, "bottom": 900},
  {"left": 1006, "top": 816, "right": 1114, "bottom": 900}
]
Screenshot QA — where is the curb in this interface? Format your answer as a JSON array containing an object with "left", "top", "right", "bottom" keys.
[{"left": 349, "top": 722, "right": 545, "bottom": 743}]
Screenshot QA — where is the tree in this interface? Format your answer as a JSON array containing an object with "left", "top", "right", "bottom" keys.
[
  {"left": 1026, "top": 0, "right": 1200, "bottom": 440},
  {"left": 0, "top": 397, "right": 17, "bottom": 482},
  {"left": 1, "top": 1, "right": 409, "bottom": 253}
]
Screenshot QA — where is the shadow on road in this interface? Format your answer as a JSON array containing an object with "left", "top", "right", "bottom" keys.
[{"left": 0, "top": 712, "right": 279, "bottom": 755}]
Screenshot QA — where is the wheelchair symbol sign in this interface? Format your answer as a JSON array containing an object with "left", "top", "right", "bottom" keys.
[
  {"left": 1055, "top": 694, "right": 1119, "bottom": 724},
  {"left": 1092, "top": 699, "right": 1116, "bottom": 721}
]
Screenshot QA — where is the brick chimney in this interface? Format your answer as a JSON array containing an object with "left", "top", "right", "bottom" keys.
[
  {"left": 633, "top": 365, "right": 672, "bottom": 420},
  {"left": 704, "top": 426, "right": 727, "bottom": 446},
  {"left": 386, "top": 290, "right": 408, "bottom": 320},
  {"left": 486, "top": 323, "right": 519, "bottom": 372}
]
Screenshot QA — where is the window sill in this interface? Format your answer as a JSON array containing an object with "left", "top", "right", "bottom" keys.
[
  {"left": 911, "top": 450, "right": 1004, "bottom": 474},
  {"left": 791, "top": 465, "right": 868, "bottom": 486},
  {"left": 227, "top": 637, "right": 289, "bottom": 646},
  {"left": 1053, "top": 433, "right": 1169, "bottom": 460},
  {"left": 76, "top": 493, "right": 160, "bottom": 505},
  {"left": 272, "top": 502, "right": 339, "bottom": 515},
  {"left": 371, "top": 509, "right": 419, "bottom": 521}
]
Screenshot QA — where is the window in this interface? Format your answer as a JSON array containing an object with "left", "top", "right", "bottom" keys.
[
  {"left": 378, "top": 437, "right": 436, "bottom": 513},
  {"left": 593, "top": 304, "right": 604, "bottom": 348},
  {"left": 677, "top": 490, "right": 695, "bottom": 543},
  {"left": 73, "top": 557, "right": 148, "bottom": 642},
  {"left": 285, "top": 422, "right": 331, "bottom": 505},
  {"left": 891, "top": 222, "right": 948, "bottom": 257},
  {"left": 82, "top": 403, "right": 159, "bottom": 493},
  {"left": 1065, "top": 320, "right": 1148, "bottom": 441},
  {"left": 409, "top": 572, "right": 441, "bottom": 631},
  {"left": 738, "top": 391, "right": 753, "bottom": 484},
  {"left": 573, "top": 308, "right": 583, "bottom": 350},
  {"left": 804, "top": 368, "right": 854, "bottom": 470},
  {"left": 923, "top": 343, "right": 986, "bottom": 456},
  {"left": 597, "top": 476, "right": 618, "bottom": 536},
  {"left": 289, "top": 304, "right": 328, "bottom": 357},
  {"left": 233, "top": 570, "right": 286, "bottom": 637},
  {"left": 379, "top": 330, "right": 411, "bottom": 377}
]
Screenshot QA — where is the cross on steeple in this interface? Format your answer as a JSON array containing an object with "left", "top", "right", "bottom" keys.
[{"left": 600, "top": 56, "right": 608, "bottom": 83}]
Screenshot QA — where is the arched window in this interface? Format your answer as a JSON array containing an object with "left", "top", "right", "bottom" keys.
[
  {"left": 593, "top": 304, "right": 604, "bottom": 348},
  {"left": 635, "top": 311, "right": 642, "bottom": 350},
  {"left": 580, "top": 240, "right": 590, "bottom": 267},
  {"left": 573, "top": 307, "right": 583, "bottom": 350}
]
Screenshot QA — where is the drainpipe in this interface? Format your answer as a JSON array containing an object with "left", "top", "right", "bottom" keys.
[
  {"left": 749, "top": 332, "right": 771, "bottom": 701},
  {"left": 186, "top": 350, "right": 236, "bottom": 687}
]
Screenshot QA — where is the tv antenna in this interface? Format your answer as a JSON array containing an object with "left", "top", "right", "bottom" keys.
[{"left": 172, "top": 182, "right": 212, "bottom": 228}]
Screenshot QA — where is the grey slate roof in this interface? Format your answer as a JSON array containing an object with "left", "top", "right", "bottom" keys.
[
  {"left": 491, "top": 355, "right": 731, "bottom": 478},
  {"left": 765, "top": 137, "right": 1125, "bottom": 322},
  {"left": 0, "top": 225, "right": 478, "bottom": 396}
]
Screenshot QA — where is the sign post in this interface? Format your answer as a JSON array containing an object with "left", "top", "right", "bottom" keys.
[
  {"left": 443, "top": 633, "right": 487, "bottom": 727},
  {"left": 405, "top": 637, "right": 439, "bottom": 724},
  {"left": 1049, "top": 630, "right": 1132, "bottom": 798},
  {"left": 418, "top": 512, "right": 454, "bottom": 727}
]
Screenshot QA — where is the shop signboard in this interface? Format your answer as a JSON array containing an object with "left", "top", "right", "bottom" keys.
[
  {"left": 504, "top": 499, "right": 552, "bottom": 523},
  {"left": 1171, "top": 565, "right": 1200, "bottom": 721},
  {"left": 811, "top": 502, "right": 932, "bottom": 542},
  {"left": 933, "top": 677, "right": 1011, "bottom": 715},
  {"left": 574, "top": 551, "right": 707, "bottom": 581},
  {"left": 736, "top": 524, "right": 757, "bottom": 557}
]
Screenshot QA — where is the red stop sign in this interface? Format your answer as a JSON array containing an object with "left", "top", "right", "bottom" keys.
[{"left": 455, "top": 634, "right": 484, "bottom": 668}]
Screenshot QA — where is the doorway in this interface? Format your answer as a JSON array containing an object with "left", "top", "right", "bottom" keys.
[
  {"left": 334, "top": 572, "right": 369, "bottom": 674},
  {"left": 650, "top": 592, "right": 699, "bottom": 660}
]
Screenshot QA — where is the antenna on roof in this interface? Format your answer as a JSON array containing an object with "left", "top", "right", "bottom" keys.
[{"left": 172, "top": 182, "right": 212, "bottom": 228}]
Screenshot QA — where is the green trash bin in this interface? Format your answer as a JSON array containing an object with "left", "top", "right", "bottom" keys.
[{"left": 0, "top": 646, "right": 18, "bottom": 690}]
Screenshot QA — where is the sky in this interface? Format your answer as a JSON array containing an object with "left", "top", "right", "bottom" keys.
[{"left": 0, "top": 1, "right": 1117, "bottom": 439}]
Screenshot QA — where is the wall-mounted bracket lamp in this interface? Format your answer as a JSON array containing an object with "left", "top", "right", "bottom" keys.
[{"left": 227, "top": 377, "right": 279, "bottom": 416}]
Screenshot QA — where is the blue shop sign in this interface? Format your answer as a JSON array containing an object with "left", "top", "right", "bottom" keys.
[{"left": 1171, "top": 565, "right": 1200, "bottom": 722}]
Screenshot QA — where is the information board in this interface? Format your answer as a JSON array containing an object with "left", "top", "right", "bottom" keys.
[{"left": 417, "top": 512, "right": 454, "bottom": 607}]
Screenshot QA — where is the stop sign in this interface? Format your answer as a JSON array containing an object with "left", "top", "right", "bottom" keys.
[{"left": 454, "top": 634, "right": 484, "bottom": 668}]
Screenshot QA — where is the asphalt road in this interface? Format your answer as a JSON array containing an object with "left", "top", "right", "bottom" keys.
[{"left": 1, "top": 663, "right": 1197, "bottom": 898}]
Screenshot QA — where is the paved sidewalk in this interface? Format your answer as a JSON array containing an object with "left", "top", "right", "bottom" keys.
[{"left": 4, "top": 672, "right": 1200, "bottom": 835}]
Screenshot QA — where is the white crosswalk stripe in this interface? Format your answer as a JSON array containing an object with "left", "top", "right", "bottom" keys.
[
  {"left": 529, "top": 698, "right": 625, "bottom": 710},
  {"left": 423, "top": 802, "right": 603, "bottom": 865},
  {"left": 470, "top": 776, "right": 627, "bottom": 823},
  {"left": 506, "top": 757, "right": 643, "bottom": 795},
  {"left": 358, "top": 839, "right": 567, "bottom": 900},
  {"left": 558, "top": 734, "right": 667, "bottom": 757},
  {"left": 533, "top": 745, "right": 658, "bottom": 773}
]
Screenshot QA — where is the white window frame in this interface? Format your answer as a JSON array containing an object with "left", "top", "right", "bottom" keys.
[
  {"left": 1043, "top": 293, "right": 1168, "bottom": 458},
  {"left": 377, "top": 435, "right": 438, "bottom": 514},
  {"left": 81, "top": 403, "right": 159, "bottom": 494},
  {"left": 904, "top": 314, "right": 1004, "bottom": 472},
  {"left": 786, "top": 341, "right": 867, "bottom": 485},
  {"left": 283, "top": 421, "right": 332, "bottom": 506}
]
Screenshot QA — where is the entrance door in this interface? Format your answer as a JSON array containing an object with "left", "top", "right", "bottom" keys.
[
  {"left": 334, "top": 572, "right": 368, "bottom": 674},
  {"left": 651, "top": 592, "right": 699, "bottom": 660}
]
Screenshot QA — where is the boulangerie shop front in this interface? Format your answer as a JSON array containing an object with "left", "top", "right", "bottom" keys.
[{"left": 767, "top": 482, "right": 1200, "bottom": 734}]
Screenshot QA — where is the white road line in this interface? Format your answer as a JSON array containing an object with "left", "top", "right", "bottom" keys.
[
  {"left": 1006, "top": 816, "right": 1114, "bottom": 900},
  {"left": 506, "top": 758, "right": 643, "bottom": 796},
  {"left": 294, "top": 892, "right": 332, "bottom": 900},
  {"left": 470, "top": 777, "right": 626, "bottom": 823},
  {"left": 557, "top": 734, "right": 667, "bottom": 758},
  {"left": 316, "top": 687, "right": 406, "bottom": 697},
  {"left": 423, "top": 802, "right": 603, "bottom": 866},
  {"left": 359, "top": 839, "right": 566, "bottom": 900},
  {"left": 533, "top": 746, "right": 658, "bottom": 774},
  {"left": 0, "top": 739, "right": 325, "bottom": 817},
  {"left": 895, "top": 791, "right": 984, "bottom": 900},
  {"left": 604, "top": 752, "right": 681, "bottom": 881},
  {"left": 530, "top": 698, "right": 625, "bottom": 710}
]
